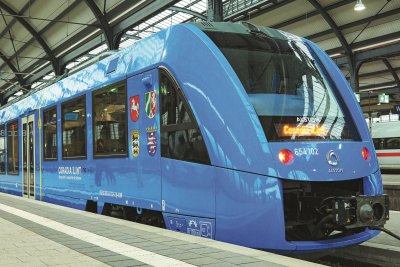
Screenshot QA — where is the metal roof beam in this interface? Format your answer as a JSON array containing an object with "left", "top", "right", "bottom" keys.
[
  {"left": 344, "top": 66, "right": 400, "bottom": 81},
  {"left": 334, "top": 42, "right": 400, "bottom": 67},
  {"left": 15, "top": 0, "right": 179, "bottom": 94},
  {"left": 113, "top": 0, "right": 180, "bottom": 48},
  {"left": 382, "top": 58, "right": 400, "bottom": 89},
  {"left": 0, "top": 0, "right": 83, "bottom": 81},
  {"left": 268, "top": 0, "right": 353, "bottom": 29},
  {"left": 113, "top": 0, "right": 179, "bottom": 34},
  {"left": 0, "top": 51, "right": 25, "bottom": 86},
  {"left": 359, "top": 87, "right": 400, "bottom": 100},
  {"left": 306, "top": 8, "right": 400, "bottom": 41},
  {"left": 168, "top": 6, "right": 207, "bottom": 21},
  {"left": 234, "top": 0, "right": 295, "bottom": 22},
  {"left": 0, "top": 2, "right": 59, "bottom": 75},
  {"left": 0, "top": 0, "right": 37, "bottom": 40},
  {"left": 122, "top": 34, "right": 141, "bottom": 40},
  {"left": 83, "top": 0, "right": 114, "bottom": 49},
  {"left": 327, "top": 31, "right": 400, "bottom": 56}
]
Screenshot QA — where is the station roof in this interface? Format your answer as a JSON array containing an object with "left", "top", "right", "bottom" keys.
[{"left": 0, "top": 0, "right": 399, "bottom": 116}]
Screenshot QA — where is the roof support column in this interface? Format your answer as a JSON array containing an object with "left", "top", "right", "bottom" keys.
[
  {"left": 207, "top": 0, "right": 223, "bottom": 22},
  {"left": 307, "top": 0, "right": 356, "bottom": 91},
  {"left": 349, "top": 57, "right": 363, "bottom": 93},
  {"left": 382, "top": 58, "right": 400, "bottom": 88}
]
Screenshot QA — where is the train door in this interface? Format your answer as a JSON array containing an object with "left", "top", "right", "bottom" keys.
[
  {"left": 22, "top": 114, "right": 35, "bottom": 198},
  {"left": 127, "top": 69, "right": 161, "bottom": 209},
  {"left": 158, "top": 68, "right": 215, "bottom": 222}
]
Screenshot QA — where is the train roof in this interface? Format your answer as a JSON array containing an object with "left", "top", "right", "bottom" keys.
[
  {"left": 0, "top": 21, "right": 299, "bottom": 124},
  {"left": 370, "top": 121, "right": 400, "bottom": 138}
]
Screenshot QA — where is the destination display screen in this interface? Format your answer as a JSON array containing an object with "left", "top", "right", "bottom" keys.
[
  {"left": 259, "top": 116, "right": 353, "bottom": 141},
  {"left": 277, "top": 124, "right": 327, "bottom": 137},
  {"left": 64, "top": 112, "right": 79, "bottom": 121}
]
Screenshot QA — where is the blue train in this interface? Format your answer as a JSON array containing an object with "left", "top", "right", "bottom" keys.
[{"left": 0, "top": 22, "right": 389, "bottom": 255}]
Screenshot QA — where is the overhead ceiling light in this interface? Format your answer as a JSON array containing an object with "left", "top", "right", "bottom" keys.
[
  {"left": 329, "top": 53, "right": 342, "bottom": 58},
  {"left": 359, "top": 85, "right": 395, "bottom": 92},
  {"left": 354, "top": 0, "right": 366, "bottom": 11}
]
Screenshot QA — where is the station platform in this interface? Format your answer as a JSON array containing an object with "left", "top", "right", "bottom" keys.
[
  {"left": 332, "top": 210, "right": 400, "bottom": 267},
  {"left": 382, "top": 173, "right": 400, "bottom": 211},
  {"left": 0, "top": 193, "right": 322, "bottom": 267},
  {"left": 331, "top": 173, "right": 400, "bottom": 266}
]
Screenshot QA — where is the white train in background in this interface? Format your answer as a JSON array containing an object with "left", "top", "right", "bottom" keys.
[{"left": 371, "top": 121, "right": 400, "bottom": 169}]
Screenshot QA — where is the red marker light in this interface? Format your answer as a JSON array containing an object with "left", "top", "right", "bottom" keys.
[
  {"left": 279, "top": 149, "right": 294, "bottom": 165},
  {"left": 362, "top": 147, "right": 370, "bottom": 161}
]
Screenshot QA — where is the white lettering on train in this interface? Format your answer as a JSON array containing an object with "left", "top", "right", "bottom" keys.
[
  {"left": 58, "top": 167, "right": 82, "bottom": 175},
  {"left": 294, "top": 148, "right": 319, "bottom": 156},
  {"left": 297, "top": 117, "right": 320, "bottom": 123}
]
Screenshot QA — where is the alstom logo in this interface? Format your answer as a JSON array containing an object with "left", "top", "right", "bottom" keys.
[{"left": 326, "top": 150, "right": 339, "bottom": 166}]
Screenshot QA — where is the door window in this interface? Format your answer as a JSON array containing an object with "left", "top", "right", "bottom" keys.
[
  {"left": 160, "top": 69, "right": 210, "bottom": 165},
  {"left": 43, "top": 107, "right": 57, "bottom": 160},
  {"left": 7, "top": 120, "right": 19, "bottom": 174},
  {"left": 0, "top": 125, "right": 4, "bottom": 174}
]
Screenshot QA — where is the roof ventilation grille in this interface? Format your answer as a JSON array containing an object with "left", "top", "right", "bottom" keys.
[{"left": 201, "top": 21, "right": 217, "bottom": 29}]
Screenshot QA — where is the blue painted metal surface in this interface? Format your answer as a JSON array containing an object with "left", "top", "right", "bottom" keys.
[
  {"left": 213, "top": 167, "right": 295, "bottom": 253},
  {"left": 161, "top": 158, "right": 215, "bottom": 218},
  {"left": 0, "top": 22, "right": 385, "bottom": 254}
]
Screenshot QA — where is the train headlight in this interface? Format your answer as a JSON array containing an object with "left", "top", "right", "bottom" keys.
[
  {"left": 362, "top": 147, "right": 370, "bottom": 161},
  {"left": 279, "top": 149, "right": 294, "bottom": 165}
]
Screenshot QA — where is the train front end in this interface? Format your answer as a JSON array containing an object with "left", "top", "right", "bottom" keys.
[{"left": 190, "top": 22, "right": 389, "bottom": 254}]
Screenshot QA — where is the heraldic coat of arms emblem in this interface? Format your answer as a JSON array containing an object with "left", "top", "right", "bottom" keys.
[
  {"left": 130, "top": 95, "right": 139, "bottom": 122},
  {"left": 145, "top": 90, "right": 157, "bottom": 119},
  {"left": 131, "top": 129, "right": 139, "bottom": 157},
  {"left": 146, "top": 126, "right": 157, "bottom": 156}
]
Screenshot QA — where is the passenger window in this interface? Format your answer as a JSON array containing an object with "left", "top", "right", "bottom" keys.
[
  {"left": 62, "top": 96, "right": 86, "bottom": 159},
  {"left": 7, "top": 120, "right": 19, "bottom": 174},
  {"left": 160, "top": 69, "right": 210, "bottom": 165},
  {"left": 43, "top": 107, "right": 57, "bottom": 160},
  {"left": 386, "top": 137, "right": 400, "bottom": 149},
  {"left": 92, "top": 83, "right": 127, "bottom": 157},
  {"left": 0, "top": 125, "right": 5, "bottom": 173},
  {"left": 161, "top": 78, "right": 178, "bottom": 125}
]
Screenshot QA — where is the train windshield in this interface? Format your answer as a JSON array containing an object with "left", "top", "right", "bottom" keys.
[{"left": 205, "top": 31, "right": 359, "bottom": 142}]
